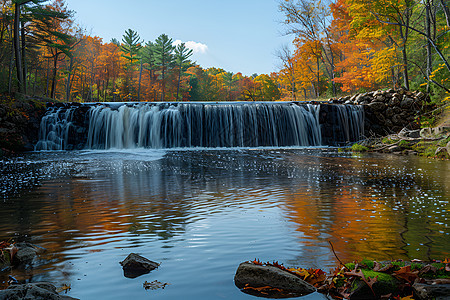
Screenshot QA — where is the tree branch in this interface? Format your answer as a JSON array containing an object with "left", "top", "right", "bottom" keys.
[{"left": 370, "top": 12, "right": 450, "bottom": 73}]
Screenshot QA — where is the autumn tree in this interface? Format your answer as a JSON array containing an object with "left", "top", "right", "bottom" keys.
[{"left": 279, "top": 0, "right": 339, "bottom": 97}]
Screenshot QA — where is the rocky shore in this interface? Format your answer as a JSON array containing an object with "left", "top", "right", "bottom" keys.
[{"left": 0, "top": 94, "right": 48, "bottom": 155}]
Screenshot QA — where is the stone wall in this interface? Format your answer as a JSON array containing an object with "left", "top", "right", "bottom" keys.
[{"left": 331, "top": 88, "right": 431, "bottom": 137}]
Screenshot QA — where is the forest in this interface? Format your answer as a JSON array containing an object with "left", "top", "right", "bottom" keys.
[{"left": 0, "top": 0, "right": 449, "bottom": 103}]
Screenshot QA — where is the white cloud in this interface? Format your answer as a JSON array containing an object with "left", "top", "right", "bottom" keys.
[{"left": 173, "top": 40, "right": 208, "bottom": 54}]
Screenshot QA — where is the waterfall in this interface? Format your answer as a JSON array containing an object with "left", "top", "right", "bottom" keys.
[
  {"left": 35, "top": 102, "right": 365, "bottom": 150},
  {"left": 336, "top": 105, "right": 365, "bottom": 144},
  {"left": 34, "top": 105, "right": 77, "bottom": 150}
]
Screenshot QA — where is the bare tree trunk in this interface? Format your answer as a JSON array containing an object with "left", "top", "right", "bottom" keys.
[
  {"left": 8, "top": 41, "right": 14, "bottom": 93},
  {"left": 137, "top": 59, "right": 143, "bottom": 101},
  {"left": 50, "top": 54, "right": 59, "bottom": 99},
  {"left": 425, "top": 0, "right": 433, "bottom": 93},
  {"left": 13, "top": 3, "right": 24, "bottom": 93},
  {"left": 440, "top": 0, "right": 450, "bottom": 27},
  {"left": 316, "top": 56, "right": 320, "bottom": 98},
  {"left": 176, "top": 65, "right": 181, "bottom": 101},
  {"left": 65, "top": 56, "right": 74, "bottom": 101},
  {"left": 33, "top": 67, "right": 38, "bottom": 95},
  {"left": 21, "top": 20, "right": 27, "bottom": 94},
  {"left": 45, "top": 58, "right": 50, "bottom": 97},
  {"left": 105, "top": 76, "right": 109, "bottom": 102},
  {"left": 161, "top": 66, "right": 166, "bottom": 101}
]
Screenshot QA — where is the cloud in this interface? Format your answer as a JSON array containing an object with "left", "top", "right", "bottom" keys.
[{"left": 173, "top": 40, "right": 208, "bottom": 54}]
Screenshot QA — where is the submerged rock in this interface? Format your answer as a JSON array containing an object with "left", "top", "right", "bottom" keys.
[
  {"left": 234, "top": 262, "right": 316, "bottom": 298},
  {"left": 119, "top": 253, "right": 160, "bottom": 278},
  {"left": 14, "top": 243, "right": 38, "bottom": 266},
  {"left": 0, "top": 282, "right": 78, "bottom": 300}
]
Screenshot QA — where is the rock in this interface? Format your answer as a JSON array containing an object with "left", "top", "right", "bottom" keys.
[
  {"left": 387, "top": 145, "right": 402, "bottom": 153},
  {"left": 433, "top": 126, "right": 450, "bottom": 136},
  {"left": 420, "top": 128, "right": 433, "bottom": 138},
  {"left": 234, "top": 262, "right": 316, "bottom": 297},
  {"left": 355, "top": 94, "right": 366, "bottom": 103},
  {"left": 120, "top": 253, "right": 160, "bottom": 278},
  {"left": 375, "top": 95, "right": 386, "bottom": 102},
  {"left": 400, "top": 97, "right": 414, "bottom": 108},
  {"left": 13, "top": 242, "right": 39, "bottom": 265},
  {"left": 413, "top": 283, "right": 450, "bottom": 300},
  {"left": 368, "top": 102, "right": 386, "bottom": 112},
  {"left": 392, "top": 114, "right": 404, "bottom": 126},
  {"left": 416, "top": 91, "right": 425, "bottom": 100},
  {"left": 349, "top": 276, "right": 399, "bottom": 300},
  {"left": 399, "top": 128, "right": 421, "bottom": 139},
  {"left": 385, "top": 107, "right": 394, "bottom": 118},
  {"left": 0, "top": 282, "right": 79, "bottom": 300},
  {"left": 447, "top": 141, "right": 450, "bottom": 153},
  {"left": 393, "top": 106, "right": 403, "bottom": 114}
]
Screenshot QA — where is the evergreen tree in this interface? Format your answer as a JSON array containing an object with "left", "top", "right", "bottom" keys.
[
  {"left": 153, "top": 33, "right": 175, "bottom": 101},
  {"left": 174, "top": 42, "right": 193, "bottom": 101},
  {"left": 120, "top": 29, "right": 142, "bottom": 99}
]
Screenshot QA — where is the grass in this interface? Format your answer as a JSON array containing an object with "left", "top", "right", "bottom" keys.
[{"left": 351, "top": 143, "right": 369, "bottom": 152}]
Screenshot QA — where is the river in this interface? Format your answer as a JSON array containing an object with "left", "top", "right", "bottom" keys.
[{"left": 1, "top": 148, "right": 449, "bottom": 299}]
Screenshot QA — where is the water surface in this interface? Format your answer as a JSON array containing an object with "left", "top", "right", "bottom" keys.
[{"left": 1, "top": 149, "right": 449, "bottom": 299}]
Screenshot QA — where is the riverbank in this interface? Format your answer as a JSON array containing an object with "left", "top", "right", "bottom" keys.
[
  {"left": 354, "top": 103, "right": 450, "bottom": 159},
  {"left": 0, "top": 94, "right": 48, "bottom": 156}
]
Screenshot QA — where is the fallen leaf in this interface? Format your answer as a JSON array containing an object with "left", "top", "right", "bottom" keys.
[
  {"left": 56, "top": 284, "right": 71, "bottom": 293},
  {"left": 243, "top": 284, "right": 289, "bottom": 297},
  {"left": 394, "top": 265, "right": 419, "bottom": 283},
  {"left": 287, "top": 267, "right": 310, "bottom": 278}
]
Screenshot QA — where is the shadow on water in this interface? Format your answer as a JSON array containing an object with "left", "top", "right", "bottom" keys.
[{"left": 0, "top": 149, "right": 448, "bottom": 299}]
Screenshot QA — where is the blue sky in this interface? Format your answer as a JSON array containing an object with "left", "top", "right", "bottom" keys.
[{"left": 65, "top": 0, "right": 293, "bottom": 76}]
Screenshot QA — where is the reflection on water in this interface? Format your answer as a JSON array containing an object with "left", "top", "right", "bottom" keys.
[{"left": 0, "top": 149, "right": 449, "bottom": 299}]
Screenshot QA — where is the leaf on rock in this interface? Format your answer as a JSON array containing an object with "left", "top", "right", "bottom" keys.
[
  {"left": 393, "top": 265, "right": 419, "bottom": 283},
  {"left": 373, "top": 261, "right": 394, "bottom": 272},
  {"left": 56, "top": 284, "right": 71, "bottom": 293},
  {"left": 287, "top": 267, "right": 326, "bottom": 287}
]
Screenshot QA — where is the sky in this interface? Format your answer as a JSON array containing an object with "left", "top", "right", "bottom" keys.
[{"left": 64, "top": 0, "right": 294, "bottom": 76}]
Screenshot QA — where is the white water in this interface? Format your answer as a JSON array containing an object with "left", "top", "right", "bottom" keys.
[{"left": 35, "top": 102, "right": 364, "bottom": 150}]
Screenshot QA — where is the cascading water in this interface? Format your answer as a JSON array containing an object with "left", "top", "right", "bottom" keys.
[
  {"left": 34, "top": 105, "right": 77, "bottom": 150},
  {"left": 35, "top": 102, "right": 365, "bottom": 150}
]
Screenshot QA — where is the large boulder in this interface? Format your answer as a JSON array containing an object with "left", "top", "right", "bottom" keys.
[
  {"left": 234, "top": 262, "right": 316, "bottom": 297},
  {"left": 119, "top": 253, "right": 160, "bottom": 278},
  {"left": 0, "top": 282, "right": 78, "bottom": 300}
]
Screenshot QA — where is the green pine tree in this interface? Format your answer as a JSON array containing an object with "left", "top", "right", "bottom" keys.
[
  {"left": 153, "top": 33, "right": 175, "bottom": 101},
  {"left": 174, "top": 43, "right": 193, "bottom": 101}
]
